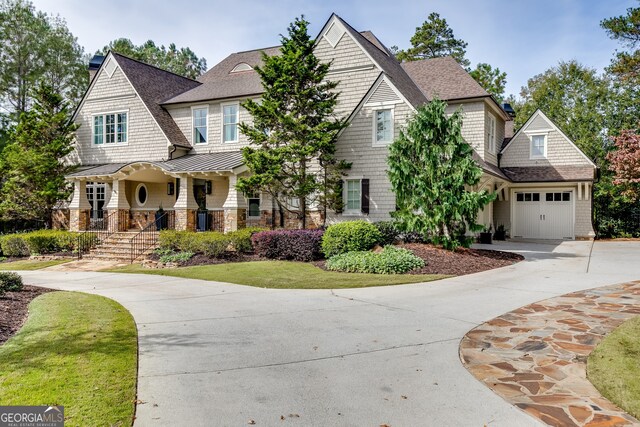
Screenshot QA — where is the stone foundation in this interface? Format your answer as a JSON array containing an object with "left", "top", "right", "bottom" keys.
[
  {"left": 249, "top": 209, "right": 324, "bottom": 229},
  {"left": 52, "top": 209, "right": 70, "bottom": 230},
  {"left": 130, "top": 210, "right": 157, "bottom": 230},
  {"left": 69, "top": 209, "right": 90, "bottom": 231},
  {"left": 175, "top": 209, "right": 196, "bottom": 231},
  {"left": 223, "top": 208, "right": 246, "bottom": 233}
]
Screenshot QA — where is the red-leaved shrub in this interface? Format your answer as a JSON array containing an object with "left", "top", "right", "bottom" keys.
[{"left": 251, "top": 229, "right": 324, "bottom": 261}]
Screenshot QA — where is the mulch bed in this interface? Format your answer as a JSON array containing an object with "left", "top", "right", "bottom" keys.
[
  {"left": 399, "top": 243, "right": 523, "bottom": 276},
  {"left": 0, "top": 286, "right": 53, "bottom": 345}
]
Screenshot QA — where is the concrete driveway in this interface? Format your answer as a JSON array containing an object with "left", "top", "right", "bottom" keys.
[{"left": 17, "top": 240, "right": 640, "bottom": 427}]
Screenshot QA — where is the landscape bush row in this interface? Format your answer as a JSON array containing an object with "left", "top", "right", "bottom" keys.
[
  {"left": 0, "top": 230, "right": 80, "bottom": 257},
  {"left": 158, "top": 227, "right": 265, "bottom": 258}
]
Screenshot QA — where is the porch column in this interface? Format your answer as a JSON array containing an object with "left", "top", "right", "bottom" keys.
[
  {"left": 222, "top": 174, "right": 247, "bottom": 233},
  {"left": 174, "top": 175, "right": 197, "bottom": 231},
  {"left": 68, "top": 180, "right": 91, "bottom": 231},
  {"left": 105, "top": 180, "right": 130, "bottom": 231}
]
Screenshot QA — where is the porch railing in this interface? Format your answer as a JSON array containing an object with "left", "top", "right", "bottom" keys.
[
  {"left": 129, "top": 210, "right": 175, "bottom": 263},
  {"left": 77, "top": 210, "right": 127, "bottom": 259},
  {"left": 210, "top": 210, "right": 224, "bottom": 232}
]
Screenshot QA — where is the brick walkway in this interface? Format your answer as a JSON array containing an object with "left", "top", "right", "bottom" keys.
[{"left": 460, "top": 281, "right": 640, "bottom": 427}]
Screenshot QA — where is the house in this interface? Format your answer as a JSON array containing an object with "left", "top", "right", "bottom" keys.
[{"left": 60, "top": 13, "right": 596, "bottom": 240}]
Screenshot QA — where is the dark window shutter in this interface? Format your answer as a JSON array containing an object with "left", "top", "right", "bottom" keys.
[
  {"left": 361, "top": 179, "right": 370, "bottom": 215},
  {"left": 335, "top": 180, "right": 344, "bottom": 214}
]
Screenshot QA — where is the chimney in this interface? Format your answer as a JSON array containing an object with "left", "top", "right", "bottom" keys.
[
  {"left": 502, "top": 103, "right": 516, "bottom": 138},
  {"left": 88, "top": 55, "right": 105, "bottom": 82}
]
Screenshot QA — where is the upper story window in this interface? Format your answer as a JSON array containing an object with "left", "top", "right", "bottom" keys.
[
  {"left": 487, "top": 114, "right": 496, "bottom": 153},
  {"left": 247, "top": 193, "right": 260, "bottom": 217},
  {"left": 530, "top": 134, "right": 547, "bottom": 159},
  {"left": 192, "top": 107, "right": 208, "bottom": 144},
  {"left": 93, "top": 112, "right": 127, "bottom": 145},
  {"left": 222, "top": 103, "right": 239, "bottom": 143},
  {"left": 373, "top": 109, "right": 393, "bottom": 145}
]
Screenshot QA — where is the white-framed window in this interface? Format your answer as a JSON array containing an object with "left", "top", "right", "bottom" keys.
[
  {"left": 287, "top": 197, "right": 300, "bottom": 209},
  {"left": 373, "top": 108, "right": 393, "bottom": 145},
  {"left": 192, "top": 106, "right": 208, "bottom": 144},
  {"left": 136, "top": 183, "right": 148, "bottom": 207},
  {"left": 247, "top": 192, "right": 260, "bottom": 217},
  {"left": 530, "top": 134, "right": 547, "bottom": 159},
  {"left": 93, "top": 111, "right": 128, "bottom": 145},
  {"left": 487, "top": 114, "right": 496, "bottom": 154},
  {"left": 344, "top": 179, "right": 361, "bottom": 213},
  {"left": 222, "top": 103, "right": 239, "bottom": 143}
]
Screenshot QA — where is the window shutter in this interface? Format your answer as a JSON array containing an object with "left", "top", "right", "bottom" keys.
[
  {"left": 335, "top": 180, "right": 344, "bottom": 214},
  {"left": 361, "top": 179, "right": 370, "bottom": 214}
]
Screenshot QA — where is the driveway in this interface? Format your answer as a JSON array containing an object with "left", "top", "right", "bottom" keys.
[{"left": 17, "top": 240, "right": 640, "bottom": 427}]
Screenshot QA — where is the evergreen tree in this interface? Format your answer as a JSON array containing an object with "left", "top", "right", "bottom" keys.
[
  {"left": 237, "top": 16, "right": 348, "bottom": 229},
  {"left": 0, "top": 84, "right": 77, "bottom": 226},
  {"left": 387, "top": 99, "right": 494, "bottom": 250},
  {"left": 601, "top": 3, "right": 640, "bottom": 82},
  {"left": 469, "top": 63, "right": 507, "bottom": 103}
]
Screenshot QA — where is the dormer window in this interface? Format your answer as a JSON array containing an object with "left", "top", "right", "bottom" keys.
[
  {"left": 93, "top": 111, "right": 127, "bottom": 145},
  {"left": 373, "top": 108, "right": 393, "bottom": 145},
  {"left": 231, "top": 63, "right": 253, "bottom": 73}
]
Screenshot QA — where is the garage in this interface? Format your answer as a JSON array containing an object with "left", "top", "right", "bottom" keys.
[{"left": 512, "top": 189, "right": 574, "bottom": 239}]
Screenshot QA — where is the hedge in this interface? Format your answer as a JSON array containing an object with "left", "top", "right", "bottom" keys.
[
  {"left": 158, "top": 228, "right": 266, "bottom": 258},
  {"left": 325, "top": 246, "right": 425, "bottom": 274},
  {"left": 0, "top": 230, "right": 79, "bottom": 257},
  {"left": 251, "top": 229, "right": 324, "bottom": 261},
  {"left": 321, "top": 221, "right": 382, "bottom": 258}
]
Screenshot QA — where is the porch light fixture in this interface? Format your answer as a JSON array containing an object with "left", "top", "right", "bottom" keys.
[
  {"left": 205, "top": 180, "right": 212, "bottom": 195},
  {"left": 167, "top": 182, "right": 175, "bottom": 196}
]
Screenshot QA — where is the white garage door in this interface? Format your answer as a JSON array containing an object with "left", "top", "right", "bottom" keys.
[{"left": 513, "top": 191, "right": 574, "bottom": 239}]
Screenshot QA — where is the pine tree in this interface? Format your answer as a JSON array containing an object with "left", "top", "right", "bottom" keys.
[
  {"left": 237, "top": 17, "right": 348, "bottom": 228},
  {"left": 387, "top": 99, "right": 495, "bottom": 249},
  {"left": 0, "top": 84, "right": 78, "bottom": 226}
]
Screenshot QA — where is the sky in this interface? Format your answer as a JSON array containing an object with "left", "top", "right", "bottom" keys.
[{"left": 30, "top": 0, "right": 636, "bottom": 98}]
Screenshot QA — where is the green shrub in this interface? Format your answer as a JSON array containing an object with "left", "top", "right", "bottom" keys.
[
  {"left": 1, "top": 236, "right": 30, "bottom": 257},
  {"left": 325, "top": 246, "right": 425, "bottom": 274},
  {"left": 228, "top": 227, "right": 265, "bottom": 253},
  {"left": 159, "top": 251, "right": 194, "bottom": 264},
  {"left": 24, "top": 233, "right": 58, "bottom": 255},
  {"left": 0, "top": 272, "right": 23, "bottom": 295},
  {"left": 158, "top": 230, "right": 183, "bottom": 251},
  {"left": 322, "top": 221, "right": 382, "bottom": 258},
  {"left": 158, "top": 231, "right": 231, "bottom": 257},
  {"left": 197, "top": 233, "right": 230, "bottom": 257}
]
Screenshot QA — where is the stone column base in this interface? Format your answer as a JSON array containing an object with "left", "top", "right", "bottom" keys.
[
  {"left": 224, "top": 208, "right": 247, "bottom": 233},
  {"left": 69, "top": 209, "right": 90, "bottom": 231},
  {"left": 175, "top": 209, "right": 196, "bottom": 231}
]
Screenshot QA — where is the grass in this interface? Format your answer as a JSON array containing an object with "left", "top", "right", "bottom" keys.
[
  {"left": 0, "top": 291, "right": 138, "bottom": 427},
  {"left": 0, "top": 258, "right": 72, "bottom": 270},
  {"left": 108, "top": 260, "right": 448, "bottom": 289},
  {"left": 588, "top": 316, "right": 640, "bottom": 419}
]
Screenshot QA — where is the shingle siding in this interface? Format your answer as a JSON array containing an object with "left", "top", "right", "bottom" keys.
[
  {"left": 74, "top": 65, "right": 170, "bottom": 164},
  {"left": 446, "top": 102, "right": 486, "bottom": 159},
  {"left": 575, "top": 197, "right": 594, "bottom": 238}
]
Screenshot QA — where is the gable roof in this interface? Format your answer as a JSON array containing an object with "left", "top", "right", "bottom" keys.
[
  {"left": 163, "top": 46, "right": 281, "bottom": 105},
  {"left": 332, "top": 15, "right": 428, "bottom": 109},
  {"left": 109, "top": 53, "right": 201, "bottom": 149},
  {"left": 401, "top": 57, "right": 489, "bottom": 101},
  {"left": 501, "top": 109, "right": 597, "bottom": 167},
  {"left": 502, "top": 166, "right": 595, "bottom": 182}
]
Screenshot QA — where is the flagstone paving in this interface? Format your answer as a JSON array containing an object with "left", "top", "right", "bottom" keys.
[{"left": 460, "top": 280, "right": 640, "bottom": 427}]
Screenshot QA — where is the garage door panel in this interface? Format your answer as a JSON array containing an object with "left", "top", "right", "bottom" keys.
[{"left": 513, "top": 190, "right": 574, "bottom": 240}]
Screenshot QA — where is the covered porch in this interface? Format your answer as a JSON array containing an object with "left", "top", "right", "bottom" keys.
[{"left": 65, "top": 153, "right": 251, "bottom": 233}]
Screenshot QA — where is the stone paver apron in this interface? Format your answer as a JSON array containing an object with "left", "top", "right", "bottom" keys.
[{"left": 460, "top": 280, "right": 640, "bottom": 427}]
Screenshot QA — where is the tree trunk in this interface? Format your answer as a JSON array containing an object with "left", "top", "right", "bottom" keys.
[{"left": 300, "top": 161, "right": 307, "bottom": 229}]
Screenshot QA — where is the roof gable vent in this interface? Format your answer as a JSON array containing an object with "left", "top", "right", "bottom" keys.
[
  {"left": 231, "top": 62, "right": 253, "bottom": 73},
  {"left": 324, "top": 21, "right": 345, "bottom": 48},
  {"left": 104, "top": 57, "right": 117, "bottom": 78}
]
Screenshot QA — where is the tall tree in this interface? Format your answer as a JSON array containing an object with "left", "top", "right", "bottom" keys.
[
  {"left": 469, "top": 62, "right": 507, "bottom": 102},
  {"left": 601, "top": 3, "right": 640, "bottom": 82},
  {"left": 387, "top": 99, "right": 495, "bottom": 250},
  {"left": 607, "top": 129, "right": 640, "bottom": 201},
  {"left": 513, "top": 60, "right": 611, "bottom": 165},
  {"left": 0, "top": 84, "right": 78, "bottom": 227},
  {"left": 236, "top": 16, "right": 348, "bottom": 229},
  {"left": 97, "top": 39, "right": 207, "bottom": 79},
  {"left": 395, "top": 12, "right": 470, "bottom": 68},
  {"left": 0, "top": 0, "right": 86, "bottom": 117}
]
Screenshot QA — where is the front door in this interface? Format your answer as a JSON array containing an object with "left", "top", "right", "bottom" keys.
[
  {"left": 513, "top": 190, "right": 574, "bottom": 239},
  {"left": 86, "top": 182, "right": 106, "bottom": 222}
]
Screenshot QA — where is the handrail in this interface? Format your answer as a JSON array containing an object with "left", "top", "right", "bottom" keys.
[
  {"left": 129, "top": 211, "right": 174, "bottom": 263},
  {"left": 76, "top": 210, "right": 125, "bottom": 259}
]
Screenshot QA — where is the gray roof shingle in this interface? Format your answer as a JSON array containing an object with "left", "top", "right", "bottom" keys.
[
  {"left": 401, "top": 57, "right": 490, "bottom": 101},
  {"left": 502, "top": 166, "right": 595, "bottom": 182},
  {"left": 112, "top": 53, "right": 201, "bottom": 149}
]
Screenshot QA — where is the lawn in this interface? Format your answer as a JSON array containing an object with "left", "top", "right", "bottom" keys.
[
  {"left": 0, "top": 258, "right": 71, "bottom": 270},
  {"left": 109, "top": 261, "right": 448, "bottom": 289},
  {"left": 588, "top": 316, "right": 640, "bottom": 419},
  {"left": 0, "top": 291, "right": 138, "bottom": 427}
]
